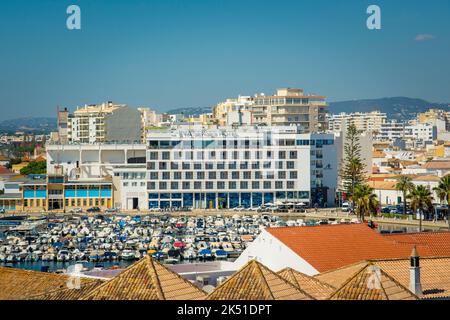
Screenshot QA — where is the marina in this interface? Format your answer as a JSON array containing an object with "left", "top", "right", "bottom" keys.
[{"left": 0, "top": 213, "right": 442, "bottom": 273}]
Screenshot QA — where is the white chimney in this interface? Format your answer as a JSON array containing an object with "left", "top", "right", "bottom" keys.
[{"left": 409, "top": 246, "right": 423, "bottom": 296}]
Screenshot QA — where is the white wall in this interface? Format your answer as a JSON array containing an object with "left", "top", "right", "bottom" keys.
[{"left": 233, "top": 229, "right": 319, "bottom": 275}]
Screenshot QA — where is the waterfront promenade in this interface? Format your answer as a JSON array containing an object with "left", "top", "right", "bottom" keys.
[{"left": 1, "top": 208, "right": 448, "bottom": 230}]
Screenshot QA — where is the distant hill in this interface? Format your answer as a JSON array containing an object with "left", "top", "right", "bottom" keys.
[
  {"left": 165, "top": 107, "right": 212, "bottom": 116},
  {"left": 328, "top": 97, "right": 449, "bottom": 121},
  {"left": 0, "top": 117, "right": 56, "bottom": 134},
  {"left": 167, "top": 97, "right": 449, "bottom": 121}
]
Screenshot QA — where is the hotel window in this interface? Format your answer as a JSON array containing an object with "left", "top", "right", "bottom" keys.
[
  {"left": 263, "top": 162, "right": 271, "bottom": 169},
  {"left": 266, "top": 171, "right": 275, "bottom": 179},
  {"left": 205, "top": 182, "right": 214, "bottom": 190},
  {"left": 240, "top": 162, "right": 249, "bottom": 170},
  {"left": 287, "top": 181, "right": 295, "bottom": 189},
  {"left": 232, "top": 151, "right": 239, "bottom": 160},
  {"left": 221, "top": 151, "right": 227, "bottom": 160},
  {"left": 171, "top": 182, "right": 179, "bottom": 190},
  {"left": 289, "top": 151, "right": 298, "bottom": 159},
  {"left": 252, "top": 181, "right": 260, "bottom": 189},
  {"left": 162, "top": 152, "right": 170, "bottom": 160},
  {"left": 205, "top": 163, "right": 214, "bottom": 170},
  {"left": 149, "top": 152, "right": 158, "bottom": 160},
  {"left": 228, "top": 181, "right": 237, "bottom": 189},
  {"left": 244, "top": 151, "right": 250, "bottom": 159},
  {"left": 287, "top": 161, "right": 295, "bottom": 169},
  {"left": 275, "top": 181, "right": 283, "bottom": 189},
  {"left": 194, "top": 163, "right": 202, "bottom": 170},
  {"left": 252, "top": 162, "right": 260, "bottom": 169},
  {"left": 243, "top": 172, "right": 251, "bottom": 180},
  {"left": 159, "top": 162, "right": 168, "bottom": 170},
  {"left": 255, "top": 151, "right": 262, "bottom": 159},
  {"left": 232, "top": 172, "right": 239, "bottom": 180},
  {"left": 171, "top": 162, "right": 179, "bottom": 170},
  {"left": 132, "top": 182, "right": 137, "bottom": 187},
  {"left": 162, "top": 172, "right": 170, "bottom": 180},
  {"left": 123, "top": 182, "right": 129, "bottom": 187},
  {"left": 290, "top": 171, "right": 298, "bottom": 179},
  {"left": 185, "top": 172, "right": 193, "bottom": 179},
  {"left": 209, "top": 151, "right": 216, "bottom": 159},
  {"left": 182, "top": 162, "right": 190, "bottom": 170},
  {"left": 278, "top": 151, "right": 286, "bottom": 159},
  {"left": 228, "top": 162, "right": 237, "bottom": 170},
  {"left": 276, "top": 161, "right": 284, "bottom": 169},
  {"left": 174, "top": 172, "right": 182, "bottom": 180},
  {"left": 217, "top": 181, "right": 225, "bottom": 189},
  {"left": 208, "top": 172, "right": 216, "bottom": 180},
  {"left": 217, "top": 162, "right": 225, "bottom": 170},
  {"left": 240, "top": 181, "right": 248, "bottom": 189},
  {"left": 197, "top": 172, "right": 205, "bottom": 179},
  {"left": 263, "top": 181, "right": 272, "bottom": 189},
  {"left": 159, "top": 182, "right": 167, "bottom": 190},
  {"left": 255, "top": 171, "right": 262, "bottom": 179},
  {"left": 278, "top": 171, "right": 286, "bottom": 179},
  {"left": 182, "top": 182, "right": 190, "bottom": 190},
  {"left": 266, "top": 151, "right": 273, "bottom": 159},
  {"left": 194, "top": 182, "right": 202, "bottom": 190},
  {"left": 220, "top": 172, "right": 228, "bottom": 180},
  {"left": 197, "top": 151, "right": 204, "bottom": 160},
  {"left": 150, "top": 172, "right": 158, "bottom": 180}
]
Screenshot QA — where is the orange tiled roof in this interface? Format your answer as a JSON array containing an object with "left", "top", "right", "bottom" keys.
[
  {"left": 0, "top": 266, "right": 100, "bottom": 300},
  {"left": 422, "top": 161, "right": 450, "bottom": 170},
  {"left": 0, "top": 166, "right": 12, "bottom": 175},
  {"left": 278, "top": 268, "right": 335, "bottom": 299},
  {"left": 372, "top": 151, "right": 386, "bottom": 158},
  {"left": 318, "top": 256, "right": 450, "bottom": 300},
  {"left": 81, "top": 256, "right": 206, "bottom": 300},
  {"left": 207, "top": 260, "right": 314, "bottom": 300},
  {"left": 384, "top": 232, "right": 450, "bottom": 257},
  {"left": 367, "top": 180, "right": 398, "bottom": 190},
  {"left": 265, "top": 224, "right": 421, "bottom": 273},
  {"left": 328, "top": 263, "right": 418, "bottom": 300},
  {"left": 29, "top": 279, "right": 104, "bottom": 300}
]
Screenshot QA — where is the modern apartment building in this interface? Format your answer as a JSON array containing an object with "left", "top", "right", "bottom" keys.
[
  {"left": 213, "top": 96, "right": 254, "bottom": 126},
  {"left": 251, "top": 88, "right": 328, "bottom": 132},
  {"left": 145, "top": 125, "right": 337, "bottom": 209},
  {"left": 328, "top": 111, "right": 387, "bottom": 133},
  {"left": 379, "top": 120, "right": 406, "bottom": 141},
  {"left": 57, "top": 102, "right": 142, "bottom": 144},
  {"left": 405, "top": 123, "right": 437, "bottom": 148}
]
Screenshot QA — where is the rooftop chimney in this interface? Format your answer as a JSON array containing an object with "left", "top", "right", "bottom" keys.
[{"left": 409, "top": 246, "right": 422, "bottom": 296}]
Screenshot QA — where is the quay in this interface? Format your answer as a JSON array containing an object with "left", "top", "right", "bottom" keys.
[{"left": 1, "top": 208, "right": 448, "bottom": 230}]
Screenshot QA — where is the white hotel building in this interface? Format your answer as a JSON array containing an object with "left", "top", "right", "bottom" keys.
[
  {"left": 45, "top": 125, "right": 338, "bottom": 211},
  {"left": 145, "top": 126, "right": 337, "bottom": 209}
]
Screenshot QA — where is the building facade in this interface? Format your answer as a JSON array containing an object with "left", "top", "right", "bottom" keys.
[
  {"left": 251, "top": 88, "right": 328, "bottom": 132},
  {"left": 328, "top": 111, "right": 387, "bottom": 133},
  {"left": 145, "top": 126, "right": 337, "bottom": 209}
]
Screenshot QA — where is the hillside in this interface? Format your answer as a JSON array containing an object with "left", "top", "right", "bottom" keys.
[{"left": 0, "top": 117, "right": 56, "bottom": 134}]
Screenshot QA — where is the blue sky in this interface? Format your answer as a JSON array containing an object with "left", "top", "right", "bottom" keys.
[{"left": 0, "top": 0, "right": 449, "bottom": 119}]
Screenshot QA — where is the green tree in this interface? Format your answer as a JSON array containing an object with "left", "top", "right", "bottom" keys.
[
  {"left": 19, "top": 161, "right": 47, "bottom": 175},
  {"left": 395, "top": 176, "right": 414, "bottom": 216},
  {"left": 352, "top": 184, "right": 379, "bottom": 222},
  {"left": 433, "top": 175, "right": 450, "bottom": 231},
  {"left": 408, "top": 185, "right": 433, "bottom": 232},
  {"left": 339, "top": 124, "right": 366, "bottom": 207}
]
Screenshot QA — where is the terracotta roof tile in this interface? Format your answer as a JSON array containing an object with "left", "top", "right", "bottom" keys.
[
  {"left": 328, "top": 263, "right": 418, "bottom": 300},
  {"left": 318, "top": 256, "right": 450, "bottom": 300},
  {"left": 278, "top": 268, "right": 335, "bottom": 299},
  {"left": 28, "top": 279, "right": 104, "bottom": 300},
  {"left": 81, "top": 256, "right": 206, "bottom": 300},
  {"left": 207, "top": 260, "right": 314, "bottom": 300},
  {"left": 265, "top": 224, "right": 416, "bottom": 273},
  {"left": 384, "top": 232, "right": 450, "bottom": 257},
  {"left": 0, "top": 267, "right": 99, "bottom": 300}
]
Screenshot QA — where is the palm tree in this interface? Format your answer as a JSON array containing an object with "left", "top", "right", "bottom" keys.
[
  {"left": 395, "top": 176, "right": 414, "bottom": 216},
  {"left": 433, "top": 175, "right": 450, "bottom": 231},
  {"left": 408, "top": 185, "right": 433, "bottom": 232},
  {"left": 352, "top": 184, "right": 379, "bottom": 222}
]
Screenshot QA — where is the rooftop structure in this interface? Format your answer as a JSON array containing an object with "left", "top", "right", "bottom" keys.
[{"left": 206, "top": 260, "right": 314, "bottom": 300}]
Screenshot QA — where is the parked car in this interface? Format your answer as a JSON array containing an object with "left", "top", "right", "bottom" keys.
[
  {"left": 87, "top": 207, "right": 101, "bottom": 213},
  {"left": 105, "top": 207, "right": 119, "bottom": 213},
  {"left": 0, "top": 208, "right": 5, "bottom": 214},
  {"left": 341, "top": 202, "right": 351, "bottom": 212},
  {"left": 69, "top": 208, "right": 82, "bottom": 214}
]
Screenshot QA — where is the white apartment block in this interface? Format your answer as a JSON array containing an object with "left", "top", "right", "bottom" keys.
[
  {"left": 145, "top": 125, "right": 337, "bottom": 209},
  {"left": 213, "top": 96, "right": 254, "bottom": 126},
  {"left": 379, "top": 120, "right": 406, "bottom": 141},
  {"left": 252, "top": 88, "right": 328, "bottom": 132},
  {"left": 59, "top": 102, "right": 142, "bottom": 144},
  {"left": 328, "top": 111, "right": 387, "bottom": 133},
  {"left": 405, "top": 123, "right": 437, "bottom": 148}
]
